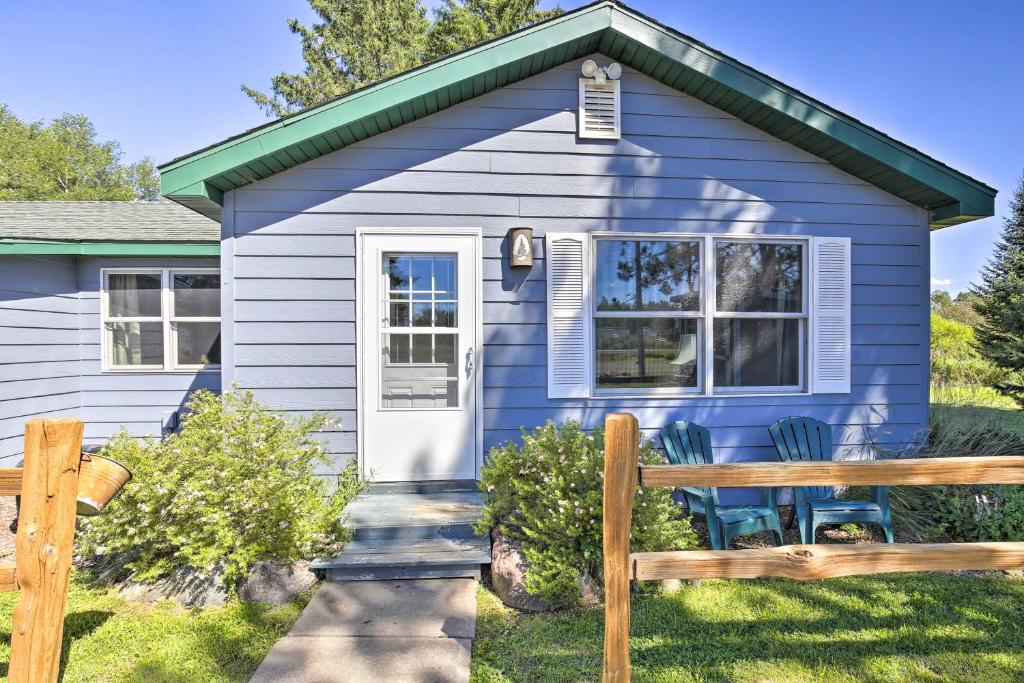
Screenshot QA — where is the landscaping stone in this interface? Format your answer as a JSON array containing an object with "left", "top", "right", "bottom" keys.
[
  {"left": 489, "top": 530, "right": 549, "bottom": 612},
  {"left": 239, "top": 560, "right": 317, "bottom": 605},
  {"left": 118, "top": 563, "right": 229, "bottom": 608}
]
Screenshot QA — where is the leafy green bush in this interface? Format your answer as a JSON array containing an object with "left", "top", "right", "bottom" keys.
[
  {"left": 477, "top": 420, "right": 696, "bottom": 609},
  {"left": 890, "top": 408, "right": 1024, "bottom": 541},
  {"left": 77, "top": 389, "right": 363, "bottom": 590},
  {"left": 930, "top": 312, "right": 1006, "bottom": 387}
]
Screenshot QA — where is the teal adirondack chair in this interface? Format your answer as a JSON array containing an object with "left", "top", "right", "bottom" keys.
[
  {"left": 661, "top": 420, "right": 783, "bottom": 550},
  {"left": 769, "top": 417, "right": 894, "bottom": 545}
]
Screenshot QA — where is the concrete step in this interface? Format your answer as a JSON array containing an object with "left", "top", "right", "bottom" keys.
[{"left": 316, "top": 490, "right": 491, "bottom": 580}]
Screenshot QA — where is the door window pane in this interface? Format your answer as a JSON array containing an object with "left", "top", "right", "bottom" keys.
[
  {"left": 173, "top": 273, "right": 220, "bottom": 317},
  {"left": 595, "top": 318, "right": 699, "bottom": 389},
  {"left": 108, "top": 273, "right": 161, "bottom": 317},
  {"left": 389, "top": 302, "right": 410, "bottom": 327},
  {"left": 434, "top": 303, "right": 456, "bottom": 327},
  {"left": 389, "top": 334, "right": 411, "bottom": 363},
  {"left": 176, "top": 322, "right": 221, "bottom": 366},
  {"left": 716, "top": 242, "right": 803, "bottom": 312},
  {"left": 714, "top": 319, "right": 800, "bottom": 388},
  {"left": 412, "top": 334, "right": 433, "bottom": 363},
  {"left": 595, "top": 240, "right": 701, "bottom": 312},
  {"left": 412, "top": 303, "right": 432, "bottom": 326},
  {"left": 109, "top": 321, "right": 164, "bottom": 366}
]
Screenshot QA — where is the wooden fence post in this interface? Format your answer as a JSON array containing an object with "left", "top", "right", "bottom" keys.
[
  {"left": 603, "top": 413, "right": 638, "bottom": 683},
  {"left": 9, "top": 418, "right": 83, "bottom": 683}
]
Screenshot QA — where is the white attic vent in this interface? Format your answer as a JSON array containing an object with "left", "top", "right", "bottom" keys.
[{"left": 578, "top": 78, "right": 621, "bottom": 139}]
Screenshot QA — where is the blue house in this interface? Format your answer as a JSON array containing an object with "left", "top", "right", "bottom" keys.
[{"left": 0, "top": 1, "right": 996, "bottom": 488}]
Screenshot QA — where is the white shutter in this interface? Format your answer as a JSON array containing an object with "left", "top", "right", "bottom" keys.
[
  {"left": 578, "top": 79, "right": 620, "bottom": 139},
  {"left": 546, "top": 233, "right": 591, "bottom": 398},
  {"left": 811, "top": 236, "right": 852, "bottom": 393}
]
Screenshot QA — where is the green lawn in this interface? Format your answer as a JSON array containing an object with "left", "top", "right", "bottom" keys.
[
  {"left": 0, "top": 573, "right": 307, "bottom": 682},
  {"left": 472, "top": 573, "right": 1024, "bottom": 682}
]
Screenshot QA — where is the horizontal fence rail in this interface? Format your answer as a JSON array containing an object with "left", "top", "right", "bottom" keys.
[
  {"left": 602, "top": 412, "right": 1024, "bottom": 683},
  {"left": 0, "top": 468, "right": 24, "bottom": 497},
  {"left": 639, "top": 456, "right": 1024, "bottom": 488}
]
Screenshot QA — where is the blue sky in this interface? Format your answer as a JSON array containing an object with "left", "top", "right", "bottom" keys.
[{"left": 1, "top": 0, "right": 1020, "bottom": 292}]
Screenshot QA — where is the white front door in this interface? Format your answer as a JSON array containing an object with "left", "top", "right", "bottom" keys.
[{"left": 359, "top": 231, "right": 480, "bottom": 481}]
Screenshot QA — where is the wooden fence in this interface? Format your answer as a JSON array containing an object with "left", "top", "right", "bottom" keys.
[
  {"left": 2, "top": 418, "right": 84, "bottom": 683},
  {"left": 602, "top": 412, "right": 1024, "bottom": 682}
]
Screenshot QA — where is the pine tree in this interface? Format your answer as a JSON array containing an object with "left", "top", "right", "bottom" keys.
[
  {"left": 242, "top": 0, "right": 429, "bottom": 118},
  {"left": 973, "top": 174, "right": 1024, "bottom": 401},
  {"left": 426, "top": 0, "right": 562, "bottom": 60}
]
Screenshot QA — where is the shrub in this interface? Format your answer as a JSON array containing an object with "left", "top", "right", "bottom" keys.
[
  {"left": 477, "top": 420, "right": 696, "bottom": 609},
  {"left": 76, "top": 389, "right": 363, "bottom": 591},
  {"left": 889, "top": 408, "right": 1024, "bottom": 541}
]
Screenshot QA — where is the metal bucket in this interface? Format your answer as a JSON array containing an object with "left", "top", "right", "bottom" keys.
[{"left": 76, "top": 453, "right": 132, "bottom": 516}]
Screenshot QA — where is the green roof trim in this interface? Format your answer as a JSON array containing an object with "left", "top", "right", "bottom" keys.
[
  {"left": 160, "top": 0, "right": 995, "bottom": 228},
  {"left": 0, "top": 239, "right": 220, "bottom": 256}
]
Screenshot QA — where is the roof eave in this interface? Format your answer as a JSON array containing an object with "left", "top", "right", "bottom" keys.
[
  {"left": 0, "top": 239, "right": 220, "bottom": 256},
  {"left": 160, "top": 0, "right": 995, "bottom": 229}
]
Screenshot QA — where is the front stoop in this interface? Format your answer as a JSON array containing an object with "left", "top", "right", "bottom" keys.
[
  {"left": 249, "top": 579, "right": 475, "bottom": 683},
  {"left": 312, "top": 484, "right": 491, "bottom": 581}
]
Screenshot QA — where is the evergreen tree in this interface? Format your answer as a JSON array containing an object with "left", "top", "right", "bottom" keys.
[
  {"left": 242, "top": 0, "right": 429, "bottom": 118},
  {"left": 426, "top": 0, "right": 562, "bottom": 60},
  {"left": 973, "top": 174, "right": 1024, "bottom": 401},
  {"left": 0, "top": 105, "right": 159, "bottom": 201}
]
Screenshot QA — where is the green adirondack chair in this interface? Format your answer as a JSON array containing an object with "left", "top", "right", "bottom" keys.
[
  {"left": 660, "top": 420, "right": 783, "bottom": 550},
  {"left": 769, "top": 416, "right": 894, "bottom": 545}
]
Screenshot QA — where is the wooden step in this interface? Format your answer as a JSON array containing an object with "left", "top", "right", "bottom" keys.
[
  {"left": 365, "top": 480, "right": 478, "bottom": 495},
  {"left": 347, "top": 491, "right": 484, "bottom": 542}
]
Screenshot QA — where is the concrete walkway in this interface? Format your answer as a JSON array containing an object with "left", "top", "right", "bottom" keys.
[{"left": 250, "top": 578, "right": 476, "bottom": 683}]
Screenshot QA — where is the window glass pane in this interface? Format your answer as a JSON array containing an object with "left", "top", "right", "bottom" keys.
[
  {"left": 595, "top": 240, "right": 701, "bottom": 312},
  {"left": 434, "top": 302, "right": 456, "bottom": 327},
  {"left": 176, "top": 322, "right": 221, "bottom": 366},
  {"left": 716, "top": 242, "right": 803, "bottom": 312},
  {"left": 411, "top": 257, "right": 432, "bottom": 291},
  {"left": 109, "top": 321, "right": 163, "bottom": 366},
  {"left": 434, "top": 334, "right": 456, "bottom": 364},
  {"left": 714, "top": 319, "right": 800, "bottom": 388},
  {"left": 412, "top": 334, "right": 433, "bottom": 363},
  {"left": 173, "top": 273, "right": 220, "bottom": 317},
  {"left": 388, "top": 334, "right": 410, "bottom": 363},
  {"left": 434, "top": 256, "right": 456, "bottom": 297},
  {"left": 108, "top": 273, "right": 161, "bottom": 317},
  {"left": 412, "top": 303, "right": 432, "bottom": 327},
  {"left": 388, "top": 257, "right": 410, "bottom": 290},
  {"left": 595, "top": 318, "right": 699, "bottom": 389},
  {"left": 389, "top": 302, "right": 410, "bottom": 327}
]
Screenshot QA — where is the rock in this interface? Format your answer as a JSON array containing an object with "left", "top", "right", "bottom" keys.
[
  {"left": 578, "top": 572, "right": 602, "bottom": 607},
  {"left": 489, "top": 530, "right": 550, "bottom": 612},
  {"left": 239, "top": 561, "right": 317, "bottom": 605},
  {"left": 118, "top": 563, "right": 230, "bottom": 608}
]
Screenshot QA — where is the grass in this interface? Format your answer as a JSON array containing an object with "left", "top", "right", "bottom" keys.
[
  {"left": 472, "top": 573, "right": 1024, "bottom": 682},
  {"left": 0, "top": 572, "right": 307, "bottom": 682}
]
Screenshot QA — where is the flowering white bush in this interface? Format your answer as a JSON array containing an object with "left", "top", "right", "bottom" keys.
[
  {"left": 476, "top": 420, "right": 695, "bottom": 608},
  {"left": 77, "top": 389, "right": 363, "bottom": 591}
]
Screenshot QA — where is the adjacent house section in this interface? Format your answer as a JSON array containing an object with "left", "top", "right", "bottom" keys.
[{"left": 0, "top": 201, "right": 220, "bottom": 462}]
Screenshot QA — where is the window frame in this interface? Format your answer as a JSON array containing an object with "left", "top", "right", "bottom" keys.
[
  {"left": 589, "top": 233, "right": 810, "bottom": 397},
  {"left": 101, "top": 267, "right": 221, "bottom": 373}
]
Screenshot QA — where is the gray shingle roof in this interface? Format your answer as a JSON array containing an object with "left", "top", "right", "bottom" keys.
[{"left": 0, "top": 200, "right": 219, "bottom": 242}]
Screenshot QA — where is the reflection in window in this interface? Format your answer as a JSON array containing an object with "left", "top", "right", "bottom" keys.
[
  {"left": 716, "top": 242, "right": 803, "bottom": 312},
  {"left": 595, "top": 240, "right": 701, "bottom": 311},
  {"left": 596, "top": 318, "right": 699, "bottom": 389}
]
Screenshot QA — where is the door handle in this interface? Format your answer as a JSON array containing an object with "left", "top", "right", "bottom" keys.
[{"left": 465, "top": 346, "right": 475, "bottom": 378}]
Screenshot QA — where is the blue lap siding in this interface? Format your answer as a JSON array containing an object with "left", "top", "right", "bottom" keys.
[{"left": 222, "top": 55, "right": 929, "bottom": 475}]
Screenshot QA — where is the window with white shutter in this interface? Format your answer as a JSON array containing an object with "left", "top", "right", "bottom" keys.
[
  {"left": 811, "top": 236, "right": 852, "bottom": 393},
  {"left": 546, "top": 233, "right": 591, "bottom": 398},
  {"left": 578, "top": 79, "right": 620, "bottom": 139}
]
